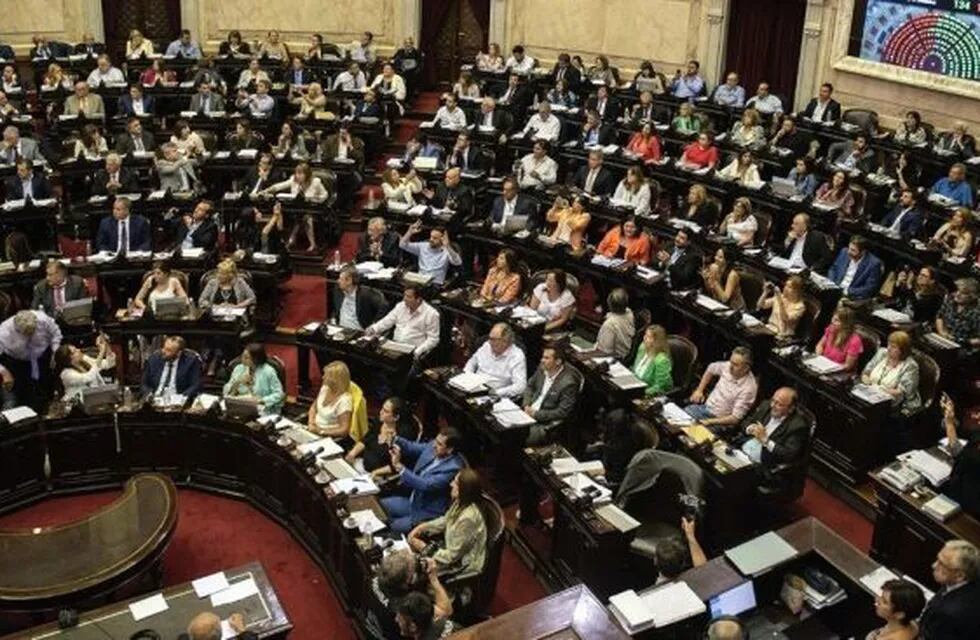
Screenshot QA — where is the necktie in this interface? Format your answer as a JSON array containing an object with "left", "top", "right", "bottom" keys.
[
  {"left": 54, "top": 285, "right": 65, "bottom": 311},
  {"left": 586, "top": 169, "right": 597, "bottom": 193},
  {"left": 160, "top": 361, "right": 174, "bottom": 393},
  {"left": 202, "top": 96, "right": 209, "bottom": 113},
  {"left": 119, "top": 220, "right": 128, "bottom": 255},
  {"left": 557, "top": 67, "right": 565, "bottom": 82}
]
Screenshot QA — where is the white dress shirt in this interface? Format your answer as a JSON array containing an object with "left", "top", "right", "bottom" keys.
[
  {"left": 840, "top": 257, "right": 861, "bottom": 292},
  {"left": 810, "top": 100, "right": 829, "bottom": 122},
  {"left": 432, "top": 106, "right": 467, "bottom": 130},
  {"left": 741, "top": 414, "right": 784, "bottom": 462},
  {"left": 339, "top": 291, "right": 360, "bottom": 329},
  {"left": 463, "top": 342, "right": 527, "bottom": 398},
  {"left": 530, "top": 366, "right": 563, "bottom": 411},
  {"left": 505, "top": 55, "right": 535, "bottom": 74},
  {"left": 87, "top": 67, "right": 125, "bottom": 86},
  {"left": 788, "top": 233, "right": 807, "bottom": 267},
  {"left": 519, "top": 153, "right": 558, "bottom": 188},
  {"left": 156, "top": 359, "right": 179, "bottom": 397},
  {"left": 368, "top": 301, "right": 440, "bottom": 357},
  {"left": 522, "top": 114, "right": 561, "bottom": 141}
]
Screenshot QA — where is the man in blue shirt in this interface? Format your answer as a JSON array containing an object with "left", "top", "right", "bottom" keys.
[
  {"left": 399, "top": 221, "right": 462, "bottom": 284},
  {"left": 931, "top": 163, "right": 974, "bottom": 208},
  {"left": 165, "top": 30, "right": 202, "bottom": 58},
  {"left": 670, "top": 60, "right": 705, "bottom": 99},
  {"left": 713, "top": 72, "right": 745, "bottom": 108}
]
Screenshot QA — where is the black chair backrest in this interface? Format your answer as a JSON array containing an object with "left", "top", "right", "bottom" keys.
[
  {"left": 797, "top": 295, "right": 822, "bottom": 347},
  {"left": 667, "top": 335, "right": 698, "bottom": 392},
  {"left": 752, "top": 209, "right": 773, "bottom": 247},
  {"left": 469, "top": 493, "right": 505, "bottom": 613},
  {"left": 735, "top": 267, "right": 765, "bottom": 310},
  {"left": 854, "top": 324, "right": 881, "bottom": 372},
  {"left": 913, "top": 349, "right": 940, "bottom": 411},
  {"left": 842, "top": 108, "right": 879, "bottom": 132},
  {"left": 626, "top": 309, "right": 653, "bottom": 364}
]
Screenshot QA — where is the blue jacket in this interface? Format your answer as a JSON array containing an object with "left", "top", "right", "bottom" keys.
[
  {"left": 141, "top": 351, "right": 202, "bottom": 399},
  {"left": 880, "top": 206, "right": 923, "bottom": 238},
  {"left": 827, "top": 249, "right": 882, "bottom": 300},
  {"left": 117, "top": 94, "right": 155, "bottom": 117},
  {"left": 394, "top": 436, "right": 465, "bottom": 523},
  {"left": 96, "top": 214, "right": 152, "bottom": 253}
]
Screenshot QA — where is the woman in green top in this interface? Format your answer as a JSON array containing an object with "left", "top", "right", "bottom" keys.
[
  {"left": 671, "top": 102, "right": 701, "bottom": 136},
  {"left": 631, "top": 325, "right": 673, "bottom": 396},
  {"left": 407, "top": 468, "right": 488, "bottom": 575},
  {"left": 223, "top": 343, "right": 285, "bottom": 415}
]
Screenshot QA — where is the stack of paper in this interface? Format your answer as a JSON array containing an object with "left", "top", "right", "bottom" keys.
[
  {"left": 695, "top": 294, "right": 728, "bottom": 312},
  {"left": 448, "top": 372, "right": 494, "bottom": 393},
  {"left": 551, "top": 457, "right": 604, "bottom": 476},
  {"left": 923, "top": 494, "right": 961, "bottom": 522},
  {"left": 803, "top": 355, "right": 844, "bottom": 375},
  {"left": 491, "top": 398, "right": 536, "bottom": 427},
  {"left": 192, "top": 572, "right": 230, "bottom": 598},
  {"left": 380, "top": 340, "right": 416, "bottom": 355},
  {"left": 900, "top": 450, "right": 952, "bottom": 486},
  {"left": 872, "top": 308, "right": 912, "bottom": 324},
  {"left": 210, "top": 577, "right": 258, "bottom": 606},
  {"left": 296, "top": 437, "right": 345, "bottom": 459},
  {"left": 329, "top": 476, "right": 380, "bottom": 496},
  {"left": 561, "top": 473, "right": 612, "bottom": 504},
  {"left": 2, "top": 406, "right": 38, "bottom": 424},
  {"left": 609, "top": 582, "right": 706, "bottom": 633},
  {"left": 320, "top": 457, "right": 358, "bottom": 480},
  {"left": 860, "top": 566, "right": 901, "bottom": 596},
  {"left": 725, "top": 531, "right": 798, "bottom": 576},
  {"left": 924, "top": 332, "right": 960, "bottom": 349},
  {"left": 348, "top": 509, "right": 387, "bottom": 534},
  {"left": 851, "top": 384, "right": 893, "bottom": 405},
  {"left": 595, "top": 503, "right": 640, "bottom": 533},
  {"left": 662, "top": 402, "right": 694, "bottom": 425}
]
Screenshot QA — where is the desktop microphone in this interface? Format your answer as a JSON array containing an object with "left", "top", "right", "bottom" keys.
[{"left": 299, "top": 446, "right": 324, "bottom": 468}]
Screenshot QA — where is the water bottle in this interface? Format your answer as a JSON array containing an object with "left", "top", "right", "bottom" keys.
[
  {"left": 366, "top": 188, "right": 376, "bottom": 209},
  {"left": 332, "top": 250, "right": 341, "bottom": 267},
  {"left": 123, "top": 386, "right": 132, "bottom": 407}
]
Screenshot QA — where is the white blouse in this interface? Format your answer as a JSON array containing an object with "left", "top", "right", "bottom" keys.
[
  {"left": 314, "top": 389, "right": 352, "bottom": 431},
  {"left": 532, "top": 283, "right": 576, "bottom": 320},
  {"left": 61, "top": 353, "right": 116, "bottom": 400}
]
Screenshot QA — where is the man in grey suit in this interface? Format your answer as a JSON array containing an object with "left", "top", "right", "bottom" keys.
[
  {"left": 188, "top": 82, "right": 226, "bottom": 115},
  {"left": 523, "top": 346, "right": 581, "bottom": 445},
  {"left": 32, "top": 261, "right": 88, "bottom": 316},
  {"left": 63, "top": 81, "right": 105, "bottom": 117},
  {"left": 1, "top": 126, "right": 46, "bottom": 165},
  {"left": 155, "top": 142, "right": 200, "bottom": 193}
]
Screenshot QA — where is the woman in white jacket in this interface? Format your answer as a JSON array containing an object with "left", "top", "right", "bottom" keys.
[
  {"left": 260, "top": 162, "right": 328, "bottom": 252},
  {"left": 55, "top": 334, "right": 116, "bottom": 401}
]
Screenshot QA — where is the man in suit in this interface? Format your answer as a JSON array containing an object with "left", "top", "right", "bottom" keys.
[
  {"left": 95, "top": 196, "right": 152, "bottom": 254},
  {"left": 445, "top": 132, "right": 482, "bottom": 172},
  {"left": 63, "top": 81, "right": 105, "bottom": 118},
  {"left": 332, "top": 265, "right": 387, "bottom": 330},
  {"left": 352, "top": 89, "right": 383, "bottom": 119},
  {"left": 5, "top": 158, "right": 52, "bottom": 201},
  {"left": 829, "top": 133, "right": 877, "bottom": 174},
  {"left": 179, "top": 612, "right": 257, "bottom": 640},
  {"left": 115, "top": 117, "right": 155, "bottom": 155},
  {"left": 189, "top": 82, "right": 226, "bottom": 115},
  {"left": 879, "top": 187, "right": 924, "bottom": 239},
  {"left": 74, "top": 33, "right": 104, "bottom": 57},
  {"left": 90, "top": 153, "right": 139, "bottom": 196},
  {"left": 140, "top": 336, "right": 202, "bottom": 401},
  {"left": 355, "top": 217, "right": 401, "bottom": 267},
  {"left": 571, "top": 149, "right": 616, "bottom": 196},
  {"left": 175, "top": 200, "right": 218, "bottom": 251},
  {"left": 241, "top": 153, "right": 279, "bottom": 196},
  {"left": 769, "top": 115, "right": 811, "bottom": 159},
  {"left": 31, "top": 261, "right": 87, "bottom": 316},
  {"left": 523, "top": 346, "right": 581, "bottom": 444},
  {"left": 586, "top": 85, "right": 619, "bottom": 122},
  {"left": 654, "top": 228, "right": 701, "bottom": 290},
  {"left": 320, "top": 124, "right": 365, "bottom": 170},
  {"left": 424, "top": 167, "right": 474, "bottom": 222},
  {"left": 800, "top": 82, "right": 841, "bottom": 123},
  {"left": 629, "top": 91, "right": 657, "bottom": 126},
  {"left": 734, "top": 387, "right": 811, "bottom": 483},
  {"left": 474, "top": 97, "right": 510, "bottom": 136},
  {"left": 781, "top": 213, "right": 832, "bottom": 272},
  {"left": 489, "top": 176, "right": 536, "bottom": 232},
  {"left": 579, "top": 110, "right": 613, "bottom": 146},
  {"left": 381, "top": 427, "right": 466, "bottom": 533},
  {"left": 155, "top": 142, "right": 200, "bottom": 193},
  {"left": 827, "top": 235, "right": 882, "bottom": 300},
  {"left": 116, "top": 84, "right": 154, "bottom": 117},
  {"left": 1, "top": 126, "right": 46, "bottom": 165},
  {"left": 494, "top": 73, "right": 531, "bottom": 113},
  {"left": 287, "top": 56, "right": 313, "bottom": 87},
  {"left": 29, "top": 35, "right": 54, "bottom": 60},
  {"left": 551, "top": 52, "right": 582, "bottom": 92},
  {"left": 920, "top": 540, "right": 980, "bottom": 639}
]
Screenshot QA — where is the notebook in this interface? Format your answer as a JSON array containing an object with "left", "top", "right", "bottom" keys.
[{"left": 724, "top": 531, "right": 798, "bottom": 576}]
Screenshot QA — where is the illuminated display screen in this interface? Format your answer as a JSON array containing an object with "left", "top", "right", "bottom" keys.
[{"left": 858, "top": 0, "right": 980, "bottom": 80}]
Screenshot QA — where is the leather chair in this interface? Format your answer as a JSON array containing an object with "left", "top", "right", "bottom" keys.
[
  {"left": 849, "top": 184, "right": 867, "bottom": 219},
  {"left": 734, "top": 267, "right": 766, "bottom": 310},
  {"left": 0, "top": 291, "right": 12, "bottom": 321},
  {"left": 795, "top": 295, "right": 823, "bottom": 348},
  {"left": 666, "top": 335, "right": 698, "bottom": 400},
  {"left": 752, "top": 209, "right": 773, "bottom": 248},
  {"left": 854, "top": 324, "right": 881, "bottom": 372},
  {"left": 842, "top": 108, "right": 879, "bottom": 133},
  {"left": 625, "top": 308, "right": 653, "bottom": 364},
  {"left": 442, "top": 493, "right": 505, "bottom": 621}
]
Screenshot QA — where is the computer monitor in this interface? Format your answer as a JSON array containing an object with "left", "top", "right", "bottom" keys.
[{"left": 708, "top": 580, "right": 757, "bottom": 619}]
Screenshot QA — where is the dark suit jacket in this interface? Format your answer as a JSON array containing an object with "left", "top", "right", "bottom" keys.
[
  {"left": 241, "top": 166, "right": 281, "bottom": 195},
  {"left": 5, "top": 174, "right": 52, "bottom": 201},
  {"left": 691, "top": 201, "right": 720, "bottom": 229},
  {"left": 140, "top": 351, "right": 202, "bottom": 399},
  {"left": 473, "top": 109, "right": 511, "bottom": 133},
  {"left": 522, "top": 366, "right": 580, "bottom": 423},
  {"left": 571, "top": 165, "right": 616, "bottom": 196},
  {"left": 351, "top": 100, "right": 382, "bottom": 119},
  {"left": 831, "top": 145, "right": 877, "bottom": 174},
  {"left": 431, "top": 183, "right": 474, "bottom": 217},
  {"left": 827, "top": 249, "right": 882, "bottom": 300},
  {"left": 630, "top": 103, "right": 657, "bottom": 125},
  {"left": 490, "top": 194, "right": 537, "bottom": 231},
  {"left": 95, "top": 214, "right": 152, "bottom": 253},
  {"left": 355, "top": 230, "right": 401, "bottom": 267},
  {"left": 321, "top": 135, "right": 365, "bottom": 171},
  {"left": 551, "top": 64, "right": 582, "bottom": 91},
  {"left": 802, "top": 98, "right": 841, "bottom": 122},
  {"left": 880, "top": 206, "right": 923, "bottom": 238},
  {"left": 115, "top": 131, "right": 156, "bottom": 155},
  {"left": 446, "top": 145, "right": 483, "bottom": 172},
  {"left": 31, "top": 275, "right": 88, "bottom": 315},
  {"left": 580, "top": 124, "right": 613, "bottom": 146},
  {"left": 117, "top": 95, "right": 155, "bottom": 117},
  {"left": 920, "top": 580, "right": 980, "bottom": 640},
  {"left": 330, "top": 285, "right": 387, "bottom": 328},
  {"left": 73, "top": 42, "right": 105, "bottom": 56},
  {"left": 393, "top": 436, "right": 466, "bottom": 523},
  {"left": 585, "top": 96, "right": 620, "bottom": 122},
  {"left": 494, "top": 84, "right": 531, "bottom": 113},
  {"left": 780, "top": 230, "right": 832, "bottom": 272},
  {"left": 286, "top": 68, "right": 315, "bottom": 85},
  {"left": 175, "top": 218, "right": 218, "bottom": 251},
  {"left": 188, "top": 92, "right": 226, "bottom": 114},
  {"left": 773, "top": 129, "right": 811, "bottom": 158},
  {"left": 91, "top": 167, "right": 140, "bottom": 196},
  {"left": 655, "top": 248, "right": 701, "bottom": 290},
  {"left": 735, "top": 404, "right": 811, "bottom": 470}
]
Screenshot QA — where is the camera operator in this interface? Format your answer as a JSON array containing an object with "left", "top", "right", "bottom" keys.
[{"left": 366, "top": 549, "right": 452, "bottom": 639}]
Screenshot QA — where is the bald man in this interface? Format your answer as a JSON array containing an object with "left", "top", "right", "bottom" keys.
[
  {"left": 180, "top": 612, "right": 257, "bottom": 640},
  {"left": 735, "top": 387, "right": 811, "bottom": 472},
  {"left": 706, "top": 616, "right": 746, "bottom": 640}
]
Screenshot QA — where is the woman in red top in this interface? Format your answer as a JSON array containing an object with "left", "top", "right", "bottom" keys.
[
  {"left": 626, "top": 123, "right": 663, "bottom": 164},
  {"left": 596, "top": 216, "right": 653, "bottom": 265},
  {"left": 681, "top": 132, "right": 719, "bottom": 169}
]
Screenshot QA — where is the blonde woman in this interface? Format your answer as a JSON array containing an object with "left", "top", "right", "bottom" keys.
[
  {"left": 198, "top": 259, "right": 256, "bottom": 311},
  {"left": 42, "top": 63, "right": 72, "bottom": 91},
  {"left": 718, "top": 197, "right": 758, "bottom": 246},
  {"left": 292, "top": 82, "right": 330, "bottom": 119},
  {"left": 861, "top": 331, "right": 921, "bottom": 415},
  {"left": 546, "top": 195, "right": 591, "bottom": 250},
  {"left": 815, "top": 306, "right": 864, "bottom": 373},
  {"left": 683, "top": 184, "right": 720, "bottom": 229},
  {"left": 718, "top": 150, "right": 762, "bottom": 186},
  {"left": 475, "top": 43, "right": 504, "bottom": 72},
  {"left": 380, "top": 167, "right": 422, "bottom": 205},
  {"left": 757, "top": 276, "right": 805, "bottom": 339},
  {"left": 260, "top": 162, "right": 328, "bottom": 252},
  {"left": 309, "top": 360, "right": 353, "bottom": 442},
  {"left": 931, "top": 208, "right": 975, "bottom": 258},
  {"left": 631, "top": 325, "right": 673, "bottom": 396},
  {"left": 729, "top": 108, "right": 766, "bottom": 149},
  {"left": 126, "top": 30, "right": 154, "bottom": 59},
  {"left": 452, "top": 71, "right": 481, "bottom": 99}
]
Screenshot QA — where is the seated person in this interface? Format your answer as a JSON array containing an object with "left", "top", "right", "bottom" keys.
[
  {"left": 332, "top": 61, "right": 367, "bottom": 91},
  {"left": 745, "top": 81, "right": 783, "bottom": 116},
  {"left": 545, "top": 194, "right": 592, "bottom": 247},
  {"left": 428, "top": 94, "right": 467, "bottom": 131},
  {"left": 598, "top": 410, "right": 656, "bottom": 487},
  {"left": 371, "top": 550, "right": 453, "bottom": 640},
  {"left": 175, "top": 200, "right": 218, "bottom": 251},
  {"left": 489, "top": 176, "right": 536, "bottom": 232},
  {"left": 331, "top": 264, "right": 387, "bottom": 330},
  {"left": 291, "top": 82, "right": 327, "bottom": 119},
  {"left": 235, "top": 58, "right": 269, "bottom": 89},
  {"left": 115, "top": 117, "right": 155, "bottom": 155},
  {"left": 587, "top": 55, "right": 616, "bottom": 86},
  {"left": 936, "top": 278, "right": 980, "bottom": 348},
  {"left": 235, "top": 79, "right": 275, "bottom": 117},
  {"left": 319, "top": 124, "right": 365, "bottom": 170},
  {"left": 941, "top": 397, "right": 980, "bottom": 518},
  {"left": 653, "top": 520, "right": 708, "bottom": 583},
  {"left": 351, "top": 89, "right": 382, "bottom": 119},
  {"left": 198, "top": 259, "right": 256, "bottom": 312},
  {"left": 235, "top": 203, "right": 285, "bottom": 256},
  {"left": 423, "top": 167, "right": 473, "bottom": 217},
  {"left": 64, "top": 81, "right": 105, "bottom": 117},
  {"left": 891, "top": 265, "right": 943, "bottom": 324},
  {"left": 271, "top": 120, "right": 312, "bottom": 160},
  {"left": 476, "top": 43, "right": 505, "bottom": 72},
  {"left": 401, "top": 132, "right": 442, "bottom": 165},
  {"left": 891, "top": 110, "right": 928, "bottom": 146},
  {"left": 227, "top": 119, "right": 262, "bottom": 153},
  {"left": 571, "top": 149, "right": 616, "bottom": 196},
  {"left": 631, "top": 325, "right": 673, "bottom": 397},
  {"left": 86, "top": 55, "right": 124, "bottom": 86},
  {"left": 595, "top": 288, "right": 635, "bottom": 359},
  {"left": 5, "top": 158, "right": 52, "bottom": 201},
  {"left": 0, "top": 91, "right": 19, "bottom": 118},
  {"left": 180, "top": 612, "right": 255, "bottom": 640},
  {"left": 349, "top": 397, "right": 418, "bottom": 472},
  {"left": 260, "top": 162, "right": 329, "bottom": 252},
  {"left": 829, "top": 134, "right": 877, "bottom": 173},
  {"left": 396, "top": 591, "right": 456, "bottom": 639},
  {"left": 95, "top": 197, "right": 151, "bottom": 253},
  {"left": 155, "top": 142, "right": 201, "bottom": 193},
  {"left": 654, "top": 229, "right": 701, "bottom": 290},
  {"left": 370, "top": 63, "right": 408, "bottom": 102},
  {"left": 932, "top": 122, "right": 976, "bottom": 159},
  {"left": 815, "top": 306, "right": 864, "bottom": 372},
  {"left": 579, "top": 110, "right": 612, "bottom": 146},
  {"left": 597, "top": 215, "right": 652, "bottom": 265},
  {"left": 308, "top": 360, "right": 363, "bottom": 446},
  {"left": 813, "top": 170, "right": 856, "bottom": 218},
  {"left": 365, "top": 285, "right": 441, "bottom": 363},
  {"left": 117, "top": 84, "right": 153, "bottom": 117},
  {"left": 190, "top": 58, "right": 226, "bottom": 93},
  {"left": 799, "top": 82, "right": 841, "bottom": 122},
  {"left": 757, "top": 276, "right": 805, "bottom": 339},
  {"left": 518, "top": 140, "right": 558, "bottom": 189},
  {"left": 625, "top": 123, "right": 663, "bottom": 165},
  {"left": 463, "top": 322, "right": 527, "bottom": 398},
  {"left": 258, "top": 30, "right": 289, "bottom": 60},
  {"left": 480, "top": 249, "right": 522, "bottom": 304},
  {"left": 91, "top": 153, "right": 139, "bottom": 196},
  {"left": 2, "top": 65, "right": 21, "bottom": 93},
  {"left": 671, "top": 101, "right": 702, "bottom": 136},
  {"left": 529, "top": 270, "right": 576, "bottom": 332},
  {"left": 827, "top": 235, "right": 882, "bottom": 300},
  {"left": 133, "top": 260, "right": 188, "bottom": 312},
  {"left": 782, "top": 213, "right": 832, "bottom": 271},
  {"left": 54, "top": 335, "right": 115, "bottom": 401},
  {"left": 628, "top": 90, "right": 658, "bottom": 125},
  {"left": 140, "top": 336, "right": 202, "bottom": 400},
  {"left": 523, "top": 347, "right": 580, "bottom": 443},
  {"left": 285, "top": 56, "right": 313, "bottom": 88},
  {"left": 166, "top": 30, "right": 201, "bottom": 58},
  {"left": 718, "top": 150, "right": 761, "bottom": 186},
  {"left": 1, "top": 126, "right": 45, "bottom": 164},
  {"left": 701, "top": 247, "right": 746, "bottom": 310},
  {"left": 473, "top": 96, "right": 509, "bottom": 136},
  {"left": 718, "top": 196, "right": 758, "bottom": 246},
  {"left": 74, "top": 32, "right": 104, "bottom": 57},
  {"left": 521, "top": 101, "right": 562, "bottom": 142},
  {"left": 931, "top": 163, "right": 974, "bottom": 208},
  {"left": 771, "top": 116, "right": 811, "bottom": 159},
  {"left": 407, "top": 469, "right": 487, "bottom": 575},
  {"left": 728, "top": 109, "right": 765, "bottom": 149},
  {"left": 611, "top": 166, "right": 653, "bottom": 217},
  {"left": 713, "top": 71, "right": 745, "bottom": 107},
  {"left": 72, "top": 123, "right": 108, "bottom": 160},
  {"left": 381, "top": 167, "right": 423, "bottom": 205},
  {"left": 546, "top": 78, "right": 577, "bottom": 108},
  {"left": 680, "top": 184, "right": 719, "bottom": 229},
  {"left": 861, "top": 330, "right": 921, "bottom": 416},
  {"left": 931, "top": 208, "right": 975, "bottom": 258},
  {"left": 381, "top": 427, "right": 466, "bottom": 534},
  {"left": 452, "top": 70, "right": 480, "bottom": 99},
  {"left": 685, "top": 346, "right": 759, "bottom": 429},
  {"left": 505, "top": 45, "right": 536, "bottom": 75},
  {"left": 32, "top": 261, "right": 87, "bottom": 316},
  {"left": 879, "top": 188, "right": 923, "bottom": 238},
  {"left": 125, "top": 30, "right": 155, "bottom": 58},
  {"left": 4, "top": 231, "right": 33, "bottom": 267},
  {"left": 356, "top": 216, "right": 402, "bottom": 266},
  {"left": 679, "top": 132, "right": 719, "bottom": 170},
  {"left": 670, "top": 60, "right": 705, "bottom": 99},
  {"left": 139, "top": 59, "right": 175, "bottom": 86},
  {"left": 399, "top": 222, "right": 462, "bottom": 285},
  {"left": 734, "top": 388, "right": 811, "bottom": 472},
  {"left": 446, "top": 132, "right": 481, "bottom": 172},
  {"left": 222, "top": 343, "right": 284, "bottom": 416},
  {"left": 633, "top": 62, "right": 666, "bottom": 95},
  {"left": 785, "top": 157, "right": 818, "bottom": 199}
]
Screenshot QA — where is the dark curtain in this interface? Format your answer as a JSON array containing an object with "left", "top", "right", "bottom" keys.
[
  {"left": 102, "top": 0, "right": 182, "bottom": 60},
  {"left": 421, "top": 0, "right": 453, "bottom": 86},
  {"left": 724, "top": 0, "right": 807, "bottom": 108},
  {"left": 468, "top": 0, "right": 491, "bottom": 39}
]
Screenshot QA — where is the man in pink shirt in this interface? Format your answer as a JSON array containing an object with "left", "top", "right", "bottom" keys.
[{"left": 685, "top": 346, "right": 758, "bottom": 430}]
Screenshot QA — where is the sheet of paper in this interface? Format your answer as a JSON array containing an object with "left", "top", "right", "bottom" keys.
[
  {"left": 210, "top": 577, "right": 259, "bottom": 607},
  {"left": 302, "top": 321, "right": 322, "bottom": 332},
  {"left": 349, "top": 509, "right": 387, "bottom": 534},
  {"left": 642, "top": 581, "right": 707, "bottom": 627},
  {"left": 129, "top": 593, "right": 168, "bottom": 621},
  {"left": 609, "top": 590, "right": 652, "bottom": 629},
  {"left": 192, "top": 571, "right": 230, "bottom": 598},
  {"left": 1, "top": 406, "right": 38, "bottom": 424},
  {"left": 860, "top": 566, "right": 901, "bottom": 596},
  {"left": 662, "top": 402, "right": 694, "bottom": 425},
  {"left": 330, "top": 476, "right": 380, "bottom": 496},
  {"left": 725, "top": 531, "right": 798, "bottom": 576}
]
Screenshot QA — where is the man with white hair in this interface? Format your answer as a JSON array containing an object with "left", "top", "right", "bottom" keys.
[
  {"left": 0, "top": 310, "right": 62, "bottom": 409},
  {"left": 91, "top": 152, "right": 139, "bottom": 196},
  {"left": 0, "top": 125, "right": 45, "bottom": 164},
  {"left": 355, "top": 217, "right": 401, "bottom": 267},
  {"left": 920, "top": 539, "right": 980, "bottom": 639},
  {"left": 86, "top": 54, "right": 124, "bottom": 86},
  {"left": 64, "top": 81, "right": 105, "bottom": 117},
  {"left": 178, "top": 612, "right": 256, "bottom": 640}
]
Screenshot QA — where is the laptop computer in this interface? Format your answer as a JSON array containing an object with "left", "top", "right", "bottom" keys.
[
  {"left": 60, "top": 297, "right": 94, "bottom": 325},
  {"left": 225, "top": 397, "right": 260, "bottom": 421},
  {"left": 770, "top": 177, "right": 798, "bottom": 199},
  {"left": 80, "top": 383, "right": 122, "bottom": 412},
  {"left": 153, "top": 296, "right": 189, "bottom": 320},
  {"left": 708, "top": 580, "right": 757, "bottom": 619}
]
